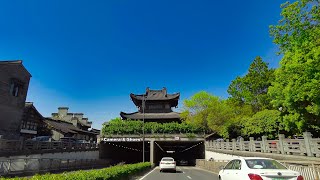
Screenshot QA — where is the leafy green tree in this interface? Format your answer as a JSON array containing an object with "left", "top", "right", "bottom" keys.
[
  {"left": 268, "top": 0, "right": 320, "bottom": 134},
  {"left": 228, "top": 56, "right": 275, "bottom": 112},
  {"left": 181, "top": 91, "right": 233, "bottom": 137},
  {"left": 241, "top": 110, "right": 284, "bottom": 139}
]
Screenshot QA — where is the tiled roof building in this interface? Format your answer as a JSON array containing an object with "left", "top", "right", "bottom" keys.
[{"left": 120, "top": 87, "right": 181, "bottom": 123}]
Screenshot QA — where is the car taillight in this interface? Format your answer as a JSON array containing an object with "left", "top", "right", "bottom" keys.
[
  {"left": 297, "top": 175, "right": 304, "bottom": 180},
  {"left": 248, "top": 174, "right": 263, "bottom": 180},
  {"left": 173, "top": 161, "right": 176, "bottom": 164}
]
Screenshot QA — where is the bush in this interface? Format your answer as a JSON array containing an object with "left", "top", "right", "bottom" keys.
[{"left": 4, "top": 162, "right": 151, "bottom": 180}]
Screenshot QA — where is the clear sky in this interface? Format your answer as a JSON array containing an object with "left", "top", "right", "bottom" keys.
[{"left": 0, "top": 0, "right": 286, "bottom": 129}]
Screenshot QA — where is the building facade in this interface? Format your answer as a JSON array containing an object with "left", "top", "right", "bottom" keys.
[
  {"left": 20, "top": 102, "right": 51, "bottom": 139},
  {"left": 0, "top": 60, "right": 32, "bottom": 139},
  {"left": 120, "top": 87, "right": 181, "bottom": 123},
  {"left": 48, "top": 107, "right": 97, "bottom": 141}
]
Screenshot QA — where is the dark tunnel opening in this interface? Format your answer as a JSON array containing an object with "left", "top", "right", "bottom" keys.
[
  {"left": 99, "top": 141, "right": 150, "bottom": 164},
  {"left": 154, "top": 141, "right": 205, "bottom": 166},
  {"left": 100, "top": 140, "right": 205, "bottom": 166}
]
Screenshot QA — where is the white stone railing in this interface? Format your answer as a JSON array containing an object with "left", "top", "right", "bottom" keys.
[{"left": 206, "top": 132, "right": 320, "bottom": 157}]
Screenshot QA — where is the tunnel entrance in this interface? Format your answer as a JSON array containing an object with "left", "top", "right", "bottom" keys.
[
  {"left": 99, "top": 138, "right": 205, "bottom": 166},
  {"left": 153, "top": 140, "right": 205, "bottom": 166},
  {"left": 99, "top": 141, "right": 150, "bottom": 164}
]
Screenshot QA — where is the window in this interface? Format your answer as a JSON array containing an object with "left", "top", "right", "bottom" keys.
[
  {"left": 245, "top": 159, "right": 287, "bottom": 169},
  {"left": 224, "top": 160, "right": 234, "bottom": 169},
  {"left": 232, "top": 160, "right": 241, "bottom": 170},
  {"left": 9, "top": 79, "right": 23, "bottom": 97}
]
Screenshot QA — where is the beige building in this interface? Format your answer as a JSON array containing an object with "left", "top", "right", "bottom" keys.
[
  {"left": 48, "top": 107, "right": 98, "bottom": 141},
  {"left": 0, "top": 60, "right": 32, "bottom": 139}
]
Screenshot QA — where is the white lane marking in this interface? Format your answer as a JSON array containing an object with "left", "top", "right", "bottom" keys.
[
  {"left": 139, "top": 167, "right": 158, "bottom": 180},
  {"left": 187, "top": 175, "right": 192, "bottom": 179}
]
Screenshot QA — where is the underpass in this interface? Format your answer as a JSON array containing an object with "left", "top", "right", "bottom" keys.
[{"left": 99, "top": 137, "right": 205, "bottom": 166}]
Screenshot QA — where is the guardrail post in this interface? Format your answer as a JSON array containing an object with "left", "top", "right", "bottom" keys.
[
  {"left": 312, "top": 163, "right": 319, "bottom": 180},
  {"left": 239, "top": 137, "right": 244, "bottom": 151},
  {"left": 232, "top": 139, "right": 236, "bottom": 151},
  {"left": 24, "top": 158, "right": 28, "bottom": 172},
  {"left": 226, "top": 139, "right": 230, "bottom": 150},
  {"left": 278, "top": 134, "right": 285, "bottom": 154},
  {"left": 249, "top": 137, "right": 254, "bottom": 152},
  {"left": 261, "top": 136, "right": 267, "bottom": 153},
  {"left": 7, "top": 159, "right": 11, "bottom": 175},
  {"left": 303, "top": 132, "right": 313, "bottom": 157}
]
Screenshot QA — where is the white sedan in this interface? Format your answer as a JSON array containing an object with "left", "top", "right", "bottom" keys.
[
  {"left": 218, "top": 157, "right": 304, "bottom": 180},
  {"left": 159, "top": 157, "right": 176, "bottom": 172}
]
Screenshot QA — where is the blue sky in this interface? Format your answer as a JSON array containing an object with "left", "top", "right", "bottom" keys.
[{"left": 0, "top": 0, "right": 286, "bottom": 129}]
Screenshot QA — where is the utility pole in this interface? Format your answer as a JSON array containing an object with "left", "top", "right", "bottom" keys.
[{"left": 142, "top": 95, "right": 145, "bottom": 162}]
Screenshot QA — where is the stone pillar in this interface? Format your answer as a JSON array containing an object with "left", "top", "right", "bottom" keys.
[
  {"left": 232, "top": 139, "right": 236, "bottom": 151},
  {"left": 226, "top": 139, "right": 230, "bottom": 150},
  {"left": 278, "top": 134, "right": 285, "bottom": 154},
  {"left": 261, "top": 136, "right": 267, "bottom": 153},
  {"left": 303, "top": 132, "right": 313, "bottom": 157},
  {"left": 249, "top": 137, "right": 254, "bottom": 152},
  {"left": 150, "top": 140, "right": 155, "bottom": 167},
  {"left": 239, "top": 137, "right": 244, "bottom": 151}
]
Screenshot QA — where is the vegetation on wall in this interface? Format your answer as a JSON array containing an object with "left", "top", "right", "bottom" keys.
[{"left": 101, "top": 118, "right": 207, "bottom": 136}]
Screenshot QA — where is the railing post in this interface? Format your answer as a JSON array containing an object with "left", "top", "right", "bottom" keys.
[
  {"left": 24, "top": 158, "right": 28, "bottom": 172},
  {"left": 261, "top": 136, "right": 267, "bottom": 153},
  {"left": 232, "top": 139, "right": 236, "bottom": 151},
  {"left": 303, "top": 132, "right": 313, "bottom": 157},
  {"left": 239, "top": 137, "right": 244, "bottom": 151},
  {"left": 249, "top": 137, "right": 254, "bottom": 152},
  {"left": 7, "top": 159, "right": 11, "bottom": 175},
  {"left": 226, "top": 139, "right": 230, "bottom": 150},
  {"left": 278, "top": 134, "right": 285, "bottom": 154}
]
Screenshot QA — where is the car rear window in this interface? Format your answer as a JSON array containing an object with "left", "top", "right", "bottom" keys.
[
  {"left": 245, "top": 159, "right": 287, "bottom": 169},
  {"left": 162, "top": 158, "right": 174, "bottom": 161}
]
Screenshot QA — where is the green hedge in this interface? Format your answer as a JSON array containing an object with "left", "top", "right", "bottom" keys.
[
  {"left": 4, "top": 162, "right": 151, "bottom": 180},
  {"left": 102, "top": 118, "right": 207, "bottom": 135}
]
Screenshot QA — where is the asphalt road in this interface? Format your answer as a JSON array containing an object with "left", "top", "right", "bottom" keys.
[{"left": 140, "top": 166, "right": 219, "bottom": 180}]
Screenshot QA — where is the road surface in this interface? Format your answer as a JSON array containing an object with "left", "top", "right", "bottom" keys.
[{"left": 140, "top": 166, "right": 219, "bottom": 180}]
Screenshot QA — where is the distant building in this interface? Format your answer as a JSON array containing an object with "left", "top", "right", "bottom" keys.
[
  {"left": 120, "top": 87, "right": 181, "bottom": 123},
  {"left": 0, "top": 60, "right": 32, "bottom": 139},
  {"left": 48, "top": 107, "right": 98, "bottom": 141},
  {"left": 20, "top": 102, "right": 51, "bottom": 139}
]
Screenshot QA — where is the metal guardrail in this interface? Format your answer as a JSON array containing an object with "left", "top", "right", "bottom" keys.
[{"left": 0, "top": 158, "right": 110, "bottom": 177}]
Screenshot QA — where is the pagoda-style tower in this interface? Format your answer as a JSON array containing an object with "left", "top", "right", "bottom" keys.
[{"left": 120, "top": 87, "right": 181, "bottom": 123}]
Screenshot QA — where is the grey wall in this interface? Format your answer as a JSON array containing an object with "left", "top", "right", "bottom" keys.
[{"left": 0, "top": 63, "right": 31, "bottom": 139}]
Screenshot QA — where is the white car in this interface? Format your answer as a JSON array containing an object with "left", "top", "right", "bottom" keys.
[
  {"left": 159, "top": 157, "right": 176, "bottom": 172},
  {"left": 218, "top": 157, "right": 304, "bottom": 180}
]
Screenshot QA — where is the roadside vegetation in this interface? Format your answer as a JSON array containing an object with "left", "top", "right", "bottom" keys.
[
  {"left": 102, "top": 118, "right": 208, "bottom": 135},
  {"left": 2, "top": 162, "right": 151, "bottom": 180}
]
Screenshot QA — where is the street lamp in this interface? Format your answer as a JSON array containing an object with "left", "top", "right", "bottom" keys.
[{"left": 142, "top": 95, "right": 146, "bottom": 162}]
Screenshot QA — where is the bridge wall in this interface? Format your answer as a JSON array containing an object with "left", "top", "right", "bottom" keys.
[{"left": 0, "top": 150, "right": 99, "bottom": 161}]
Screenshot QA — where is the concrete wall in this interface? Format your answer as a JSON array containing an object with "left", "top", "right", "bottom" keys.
[
  {"left": 0, "top": 62, "right": 31, "bottom": 139},
  {"left": 205, "top": 150, "right": 242, "bottom": 161},
  {"left": 0, "top": 150, "right": 99, "bottom": 161}
]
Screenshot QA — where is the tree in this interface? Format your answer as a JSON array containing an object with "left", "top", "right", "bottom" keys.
[
  {"left": 268, "top": 0, "right": 320, "bottom": 134},
  {"left": 181, "top": 91, "right": 233, "bottom": 137},
  {"left": 241, "top": 110, "right": 284, "bottom": 139},
  {"left": 228, "top": 56, "right": 275, "bottom": 112}
]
